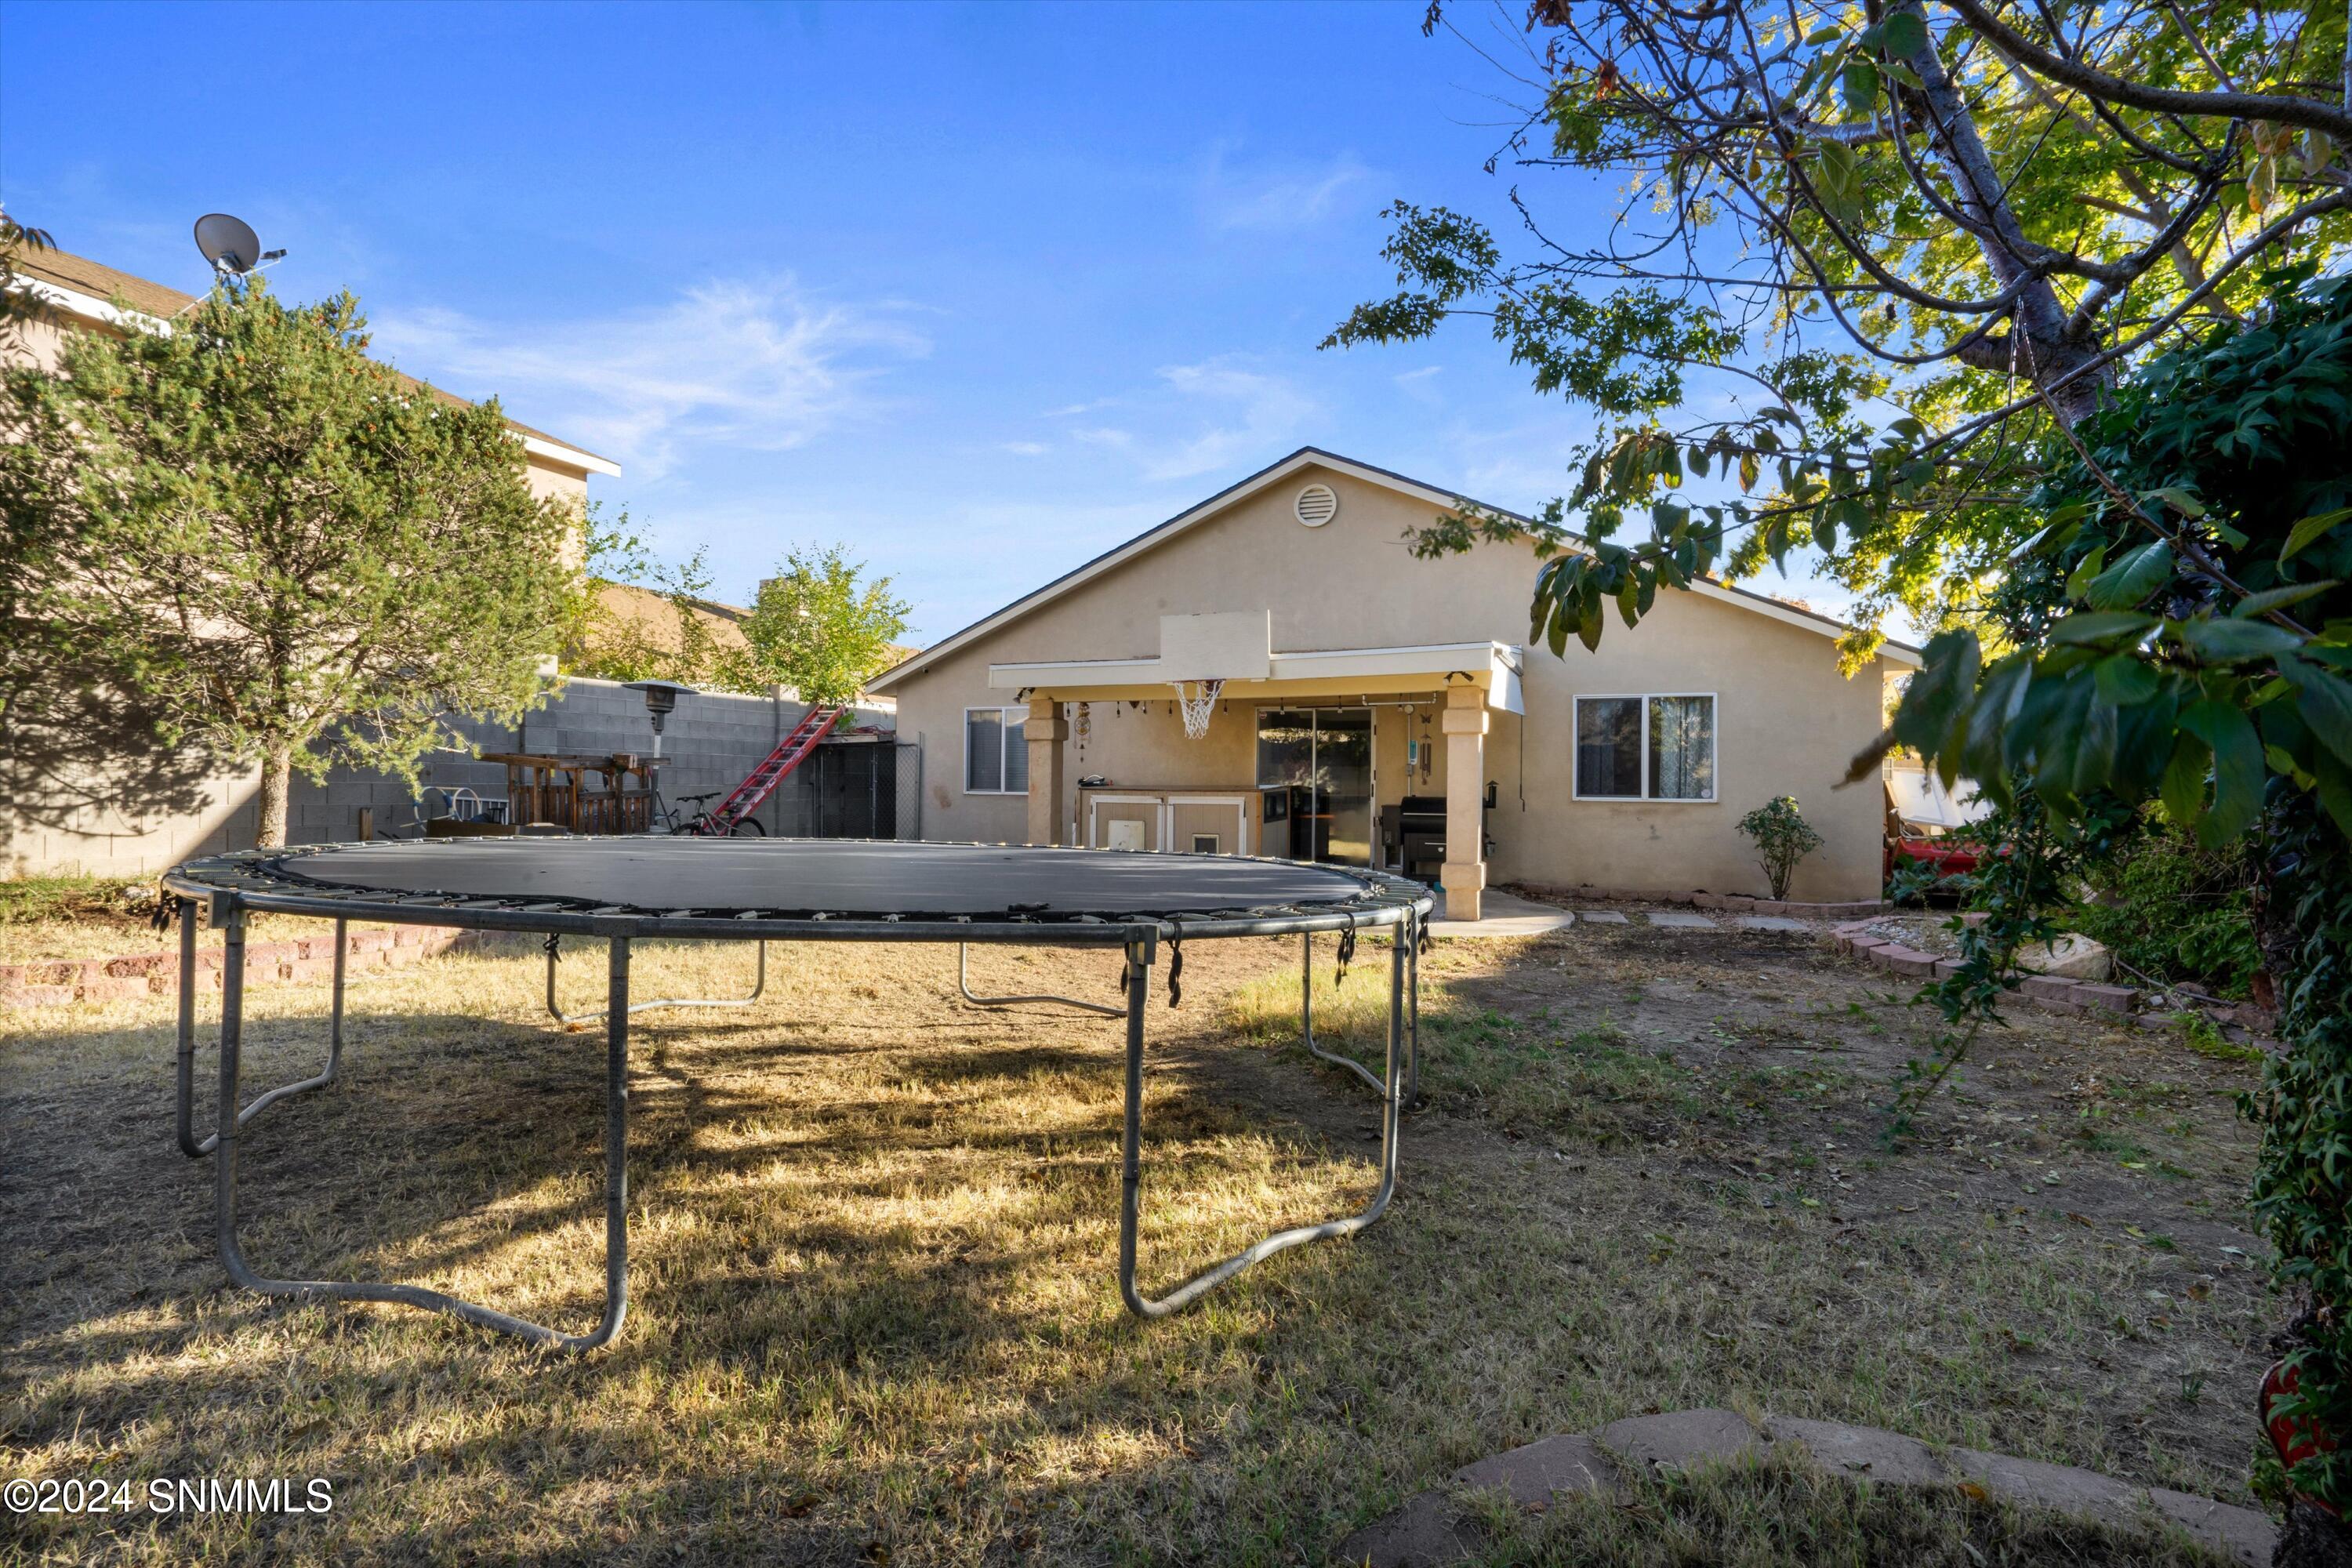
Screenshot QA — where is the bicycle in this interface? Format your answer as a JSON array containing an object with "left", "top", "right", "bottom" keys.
[{"left": 656, "top": 789, "right": 767, "bottom": 837}]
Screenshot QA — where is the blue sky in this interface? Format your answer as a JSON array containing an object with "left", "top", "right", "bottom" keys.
[{"left": 2, "top": 0, "right": 1854, "bottom": 644}]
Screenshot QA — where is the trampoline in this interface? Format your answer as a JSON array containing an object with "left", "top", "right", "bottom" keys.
[{"left": 163, "top": 837, "right": 1432, "bottom": 1352}]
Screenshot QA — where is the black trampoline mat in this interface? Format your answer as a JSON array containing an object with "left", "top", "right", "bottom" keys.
[{"left": 270, "top": 837, "right": 1381, "bottom": 917}]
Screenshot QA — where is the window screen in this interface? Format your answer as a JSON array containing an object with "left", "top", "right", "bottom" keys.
[
  {"left": 964, "top": 707, "right": 1026, "bottom": 793},
  {"left": 1648, "top": 695, "right": 1715, "bottom": 800}
]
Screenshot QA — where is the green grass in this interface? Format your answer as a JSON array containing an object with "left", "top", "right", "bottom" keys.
[
  {"left": 1, "top": 928, "right": 2275, "bottom": 1565},
  {"left": 0, "top": 872, "right": 137, "bottom": 927}
]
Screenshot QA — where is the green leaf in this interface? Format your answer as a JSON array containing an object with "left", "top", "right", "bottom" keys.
[
  {"left": 2281, "top": 506, "right": 2352, "bottom": 561},
  {"left": 2085, "top": 540, "right": 2172, "bottom": 610},
  {"left": 1840, "top": 58, "right": 1880, "bottom": 118},
  {"left": 1875, "top": 9, "right": 1927, "bottom": 57},
  {"left": 2177, "top": 699, "right": 2265, "bottom": 846},
  {"left": 2168, "top": 616, "right": 2303, "bottom": 664},
  {"left": 2280, "top": 654, "right": 2352, "bottom": 770},
  {"left": 2063, "top": 544, "right": 2107, "bottom": 602},
  {"left": 2092, "top": 654, "right": 2161, "bottom": 706},
  {"left": 2142, "top": 486, "right": 2206, "bottom": 519},
  {"left": 1890, "top": 629, "right": 1980, "bottom": 759},
  {"left": 2160, "top": 732, "right": 2210, "bottom": 828},
  {"left": 2231, "top": 580, "right": 2337, "bottom": 619},
  {"left": 2048, "top": 610, "right": 2155, "bottom": 645}
]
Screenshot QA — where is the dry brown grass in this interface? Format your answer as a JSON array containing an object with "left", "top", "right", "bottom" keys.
[{"left": 1, "top": 919, "right": 2271, "bottom": 1566}]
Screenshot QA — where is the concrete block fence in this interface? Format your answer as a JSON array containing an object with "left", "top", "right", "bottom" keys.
[
  {"left": 0, "top": 924, "right": 466, "bottom": 1010},
  {"left": 3, "top": 676, "right": 902, "bottom": 878}
]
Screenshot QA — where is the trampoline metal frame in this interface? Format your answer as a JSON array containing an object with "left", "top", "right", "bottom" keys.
[
  {"left": 544, "top": 932, "right": 769, "bottom": 1025},
  {"left": 956, "top": 941, "right": 1123, "bottom": 1017},
  {"left": 163, "top": 840, "right": 1428, "bottom": 1352}
]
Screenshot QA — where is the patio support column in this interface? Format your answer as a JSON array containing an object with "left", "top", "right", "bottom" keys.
[
  {"left": 1441, "top": 684, "right": 1488, "bottom": 923},
  {"left": 1025, "top": 695, "right": 1067, "bottom": 847}
]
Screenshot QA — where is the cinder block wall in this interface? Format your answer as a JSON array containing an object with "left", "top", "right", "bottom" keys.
[{"left": 2, "top": 678, "right": 902, "bottom": 877}]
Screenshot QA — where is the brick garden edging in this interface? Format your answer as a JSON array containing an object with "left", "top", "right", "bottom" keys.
[
  {"left": 1335, "top": 1406, "right": 2272, "bottom": 1566},
  {"left": 1827, "top": 920, "right": 2281, "bottom": 1035},
  {"left": 0, "top": 924, "right": 465, "bottom": 1011}
]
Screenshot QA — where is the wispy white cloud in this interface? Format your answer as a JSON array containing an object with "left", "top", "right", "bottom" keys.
[
  {"left": 372, "top": 277, "right": 929, "bottom": 478},
  {"left": 1198, "top": 147, "right": 1374, "bottom": 231},
  {"left": 1055, "top": 358, "right": 1319, "bottom": 483},
  {"left": 1000, "top": 441, "right": 1049, "bottom": 456}
]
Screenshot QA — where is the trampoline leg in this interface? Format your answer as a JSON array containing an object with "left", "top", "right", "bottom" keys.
[
  {"left": 213, "top": 916, "right": 630, "bottom": 1352},
  {"left": 1407, "top": 909, "right": 1421, "bottom": 1106},
  {"left": 1119, "top": 925, "right": 1405, "bottom": 1318},
  {"left": 957, "top": 942, "right": 1123, "bottom": 1017},
  {"left": 546, "top": 934, "right": 766, "bottom": 1023},
  {"left": 1298, "top": 930, "right": 1385, "bottom": 1098},
  {"left": 178, "top": 909, "right": 349, "bottom": 1160}
]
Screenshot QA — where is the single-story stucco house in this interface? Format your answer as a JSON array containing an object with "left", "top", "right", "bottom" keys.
[{"left": 869, "top": 448, "right": 1919, "bottom": 920}]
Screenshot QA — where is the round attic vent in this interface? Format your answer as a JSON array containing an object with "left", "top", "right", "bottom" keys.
[{"left": 1295, "top": 482, "right": 1339, "bottom": 527}]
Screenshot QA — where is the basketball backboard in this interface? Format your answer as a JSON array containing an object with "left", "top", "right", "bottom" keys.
[{"left": 1157, "top": 611, "right": 1271, "bottom": 681}]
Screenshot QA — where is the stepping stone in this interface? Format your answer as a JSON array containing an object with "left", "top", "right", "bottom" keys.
[
  {"left": 1575, "top": 909, "right": 1629, "bottom": 924},
  {"left": 1765, "top": 1416, "right": 1948, "bottom": 1486},
  {"left": 1641, "top": 909, "right": 1718, "bottom": 928},
  {"left": 1452, "top": 1433, "right": 1617, "bottom": 1507},
  {"left": 1334, "top": 1491, "right": 1475, "bottom": 1568},
  {"left": 1736, "top": 915, "right": 1810, "bottom": 932},
  {"left": 1594, "top": 1406, "right": 1757, "bottom": 1468}
]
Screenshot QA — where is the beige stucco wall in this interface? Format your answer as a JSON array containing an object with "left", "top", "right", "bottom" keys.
[{"left": 888, "top": 460, "right": 1894, "bottom": 902}]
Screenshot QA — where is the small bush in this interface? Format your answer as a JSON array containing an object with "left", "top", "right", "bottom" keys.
[
  {"left": 2071, "top": 812, "right": 2259, "bottom": 997},
  {"left": 1737, "top": 795, "right": 1824, "bottom": 901}
]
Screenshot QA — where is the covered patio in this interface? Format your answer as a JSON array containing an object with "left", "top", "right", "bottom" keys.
[{"left": 992, "top": 612, "right": 1526, "bottom": 922}]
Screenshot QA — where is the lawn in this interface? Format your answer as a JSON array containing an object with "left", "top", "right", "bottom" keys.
[{"left": 1, "top": 913, "right": 2270, "bottom": 1564}]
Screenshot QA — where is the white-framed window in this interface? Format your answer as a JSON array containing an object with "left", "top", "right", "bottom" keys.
[
  {"left": 964, "top": 706, "right": 1030, "bottom": 794},
  {"left": 1573, "top": 694, "right": 1716, "bottom": 802}
]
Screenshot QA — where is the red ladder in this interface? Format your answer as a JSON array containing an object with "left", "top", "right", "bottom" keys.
[{"left": 693, "top": 704, "right": 844, "bottom": 835}]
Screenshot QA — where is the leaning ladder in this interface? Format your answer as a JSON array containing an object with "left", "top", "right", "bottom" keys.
[{"left": 693, "top": 704, "right": 844, "bottom": 835}]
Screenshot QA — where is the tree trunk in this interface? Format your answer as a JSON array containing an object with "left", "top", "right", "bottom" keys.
[
  {"left": 1897, "top": 0, "right": 2111, "bottom": 425},
  {"left": 254, "top": 742, "right": 292, "bottom": 848}
]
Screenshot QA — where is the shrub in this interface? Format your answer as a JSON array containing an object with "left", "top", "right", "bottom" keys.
[
  {"left": 2071, "top": 811, "right": 2259, "bottom": 998},
  {"left": 1737, "top": 796, "right": 1824, "bottom": 901}
]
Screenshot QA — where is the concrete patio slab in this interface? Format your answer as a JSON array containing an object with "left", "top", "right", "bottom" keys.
[
  {"left": 1429, "top": 890, "right": 1574, "bottom": 938},
  {"left": 1641, "top": 909, "right": 1719, "bottom": 929},
  {"left": 1736, "top": 915, "right": 1812, "bottom": 932},
  {"left": 1575, "top": 909, "right": 1630, "bottom": 924}
]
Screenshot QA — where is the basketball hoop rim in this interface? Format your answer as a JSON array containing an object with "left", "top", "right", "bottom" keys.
[{"left": 1170, "top": 677, "right": 1225, "bottom": 740}]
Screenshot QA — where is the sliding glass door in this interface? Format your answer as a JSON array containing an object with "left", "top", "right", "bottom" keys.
[{"left": 1255, "top": 707, "right": 1374, "bottom": 866}]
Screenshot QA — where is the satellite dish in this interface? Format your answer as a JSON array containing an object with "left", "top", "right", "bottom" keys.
[{"left": 193, "top": 212, "right": 268, "bottom": 275}]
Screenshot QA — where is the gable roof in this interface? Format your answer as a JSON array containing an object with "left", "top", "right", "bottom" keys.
[
  {"left": 11, "top": 245, "right": 621, "bottom": 477},
  {"left": 869, "top": 445, "right": 1920, "bottom": 692}
]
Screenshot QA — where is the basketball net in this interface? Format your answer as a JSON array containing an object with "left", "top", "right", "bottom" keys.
[{"left": 1170, "top": 679, "right": 1224, "bottom": 740}]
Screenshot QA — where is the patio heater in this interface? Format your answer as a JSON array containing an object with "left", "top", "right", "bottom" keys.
[{"left": 624, "top": 680, "right": 696, "bottom": 759}]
